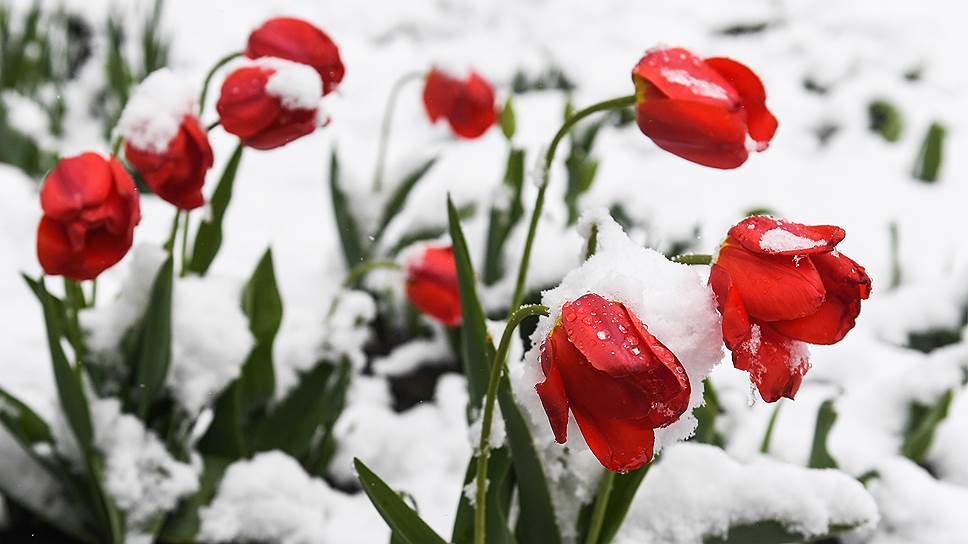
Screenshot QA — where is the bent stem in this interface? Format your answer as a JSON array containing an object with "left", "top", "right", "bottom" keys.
[
  {"left": 585, "top": 469, "right": 617, "bottom": 544},
  {"left": 474, "top": 303, "right": 550, "bottom": 544},
  {"left": 671, "top": 253, "right": 713, "bottom": 265},
  {"left": 198, "top": 51, "right": 243, "bottom": 118},
  {"left": 509, "top": 95, "right": 636, "bottom": 312},
  {"left": 372, "top": 71, "right": 426, "bottom": 192}
]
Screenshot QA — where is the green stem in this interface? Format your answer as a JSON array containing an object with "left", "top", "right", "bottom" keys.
[
  {"left": 89, "top": 278, "right": 98, "bottom": 308},
  {"left": 584, "top": 469, "right": 617, "bottom": 544},
  {"left": 179, "top": 210, "right": 191, "bottom": 277},
  {"left": 760, "top": 399, "right": 784, "bottom": 454},
  {"left": 670, "top": 253, "right": 713, "bottom": 265},
  {"left": 206, "top": 120, "right": 221, "bottom": 132},
  {"left": 110, "top": 137, "right": 122, "bottom": 157},
  {"left": 372, "top": 71, "right": 426, "bottom": 192},
  {"left": 164, "top": 209, "right": 182, "bottom": 254},
  {"left": 198, "top": 51, "right": 243, "bottom": 118},
  {"left": 474, "top": 303, "right": 550, "bottom": 544},
  {"left": 509, "top": 95, "right": 636, "bottom": 311}
]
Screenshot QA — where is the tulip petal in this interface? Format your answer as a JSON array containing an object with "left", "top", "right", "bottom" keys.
[
  {"left": 422, "top": 69, "right": 461, "bottom": 123},
  {"left": 812, "top": 251, "right": 872, "bottom": 301},
  {"left": 731, "top": 322, "right": 809, "bottom": 402},
  {"left": 246, "top": 17, "right": 344, "bottom": 95},
  {"left": 571, "top": 407, "right": 654, "bottom": 473},
  {"left": 536, "top": 331, "right": 571, "bottom": 444},
  {"left": 704, "top": 57, "right": 777, "bottom": 144},
  {"left": 405, "top": 246, "right": 462, "bottom": 326},
  {"left": 709, "top": 263, "right": 752, "bottom": 349},
  {"left": 40, "top": 153, "right": 113, "bottom": 220},
  {"left": 729, "top": 216, "right": 845, "bottom": 256},
  {"left": 622, "top": 307, "right": 691, "bottom": 428},
  {"left": 217, "top": 66, "right": 280, "bottom": 138},
  {"left": 771, "top": 296, "right": 855, "bottom": 345},
  {"left": 632, "top": 47, "right": 740, "bottom": 108},
  {"left": 635, "top": 98, "right": 750, "bottom": 169},
  {"left": 447, "top": 71, "right": 497, "bottom": 139},
  {"left": 715, "top": 239, "right": 825, "bottom": 322}
]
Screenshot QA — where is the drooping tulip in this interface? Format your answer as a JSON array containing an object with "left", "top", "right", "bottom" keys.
[
  {"left": 422, "top": 68, "right": 497, "bottom": 139},
  {"left": 404, "top": 245, "right": 462, "bottom": 326},
  {"left": 246, "top": 17, "right": 344, "bottom": 95}
]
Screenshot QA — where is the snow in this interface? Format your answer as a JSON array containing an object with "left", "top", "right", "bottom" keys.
[
  {"left": 660, "top": 68, "right": 731, "bottom": 101},
  {"left": 256, "top": 58, "right": 324, "bottom": 111},
  {"left": 199, "top": 450, "right": 358, "bottom": 544},
  {"left": 372, "top": 335, "right": 450, "bottom": 377},
  {"left": 115, "top": 68, "right": 198, "bottom": 154},
  {"left": 759, "top": 227, "right": 826, "bottom": 253},
  {"left": 613, "top": 443, "right": 878, "bottom": 544}
]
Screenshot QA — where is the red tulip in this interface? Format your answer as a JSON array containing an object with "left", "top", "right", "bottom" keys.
[
  {"left": 37, "top": 153, "right": 141, "bottom": 280},
  {"left": 710, "top": 216, "right": 871, "bottom": 402},
  {"left": 422, "top": 69, "right": 497, "bottom": 139},
  {"left": 632, "top": 47, "right": 777, "bottom": 169},
  {"left": 217, "top": 61, "right": 321, "bottom": 150},
  {"left": 246, "top": 17, "right": 344, "bottom": 95},
  {"left": 124, "top": 115, "right": 213, "bottom": 210},
  {"left": 405, "top": 245, "right": 462, "bottom": 326},
  {"left": 536, "top": 293, "right": 690, "bottom": 472}
]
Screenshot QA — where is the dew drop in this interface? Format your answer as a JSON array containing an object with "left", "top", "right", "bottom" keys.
[{"left": 597, "top": 330, "right": 610, "bottom": 340}]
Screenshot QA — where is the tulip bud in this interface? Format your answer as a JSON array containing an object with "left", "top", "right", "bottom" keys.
[
  {"left": 404, "top": 245, "right": 462, "bottom": 326},
  {"left": 246, "top": 17, "right": 345, "bottom": 95},
  {"left": 422, "top": 68, "right": 498, "bottom": 139}
]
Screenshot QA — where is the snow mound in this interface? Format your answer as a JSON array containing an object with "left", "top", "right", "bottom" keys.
[
  {"left": 614, "top": 443, "right": 879, "bottom": 544},
  {"left": 256, "top": 57, "right": 323, "bottom": 111},
  {"left": 199, "top": 451, "right": 342, "bottom": 544},
  {"left": 115, "top": 68, "right": 197, "bottom": 154}
]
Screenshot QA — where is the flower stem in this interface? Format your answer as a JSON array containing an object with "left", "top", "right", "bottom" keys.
[
  {"left": 164, "top": 209, "right": 183, "bottom": 254},
  {"left": 509, "top": 94, "right": 635, "bottom": 312},
  {"left": 584, "top": 469, "right": 616, "bottom": 544},
  {"left": 670, "top": 253, "right": 713, "bottom": 265},
  {"left": 179, "top": 210, "right": 191, "bottom": 277},
  {"left": 372, "top": 71, "right": 426, "bottom": 192},
  {"left": 206, "top": 120, "right": 221, "bottom": 132},
  {"left": 474, "top": 303, "right": 550, "bottom": 544},
  {"left": 198, "top": 51, "right": 243, "bottom": 118}
]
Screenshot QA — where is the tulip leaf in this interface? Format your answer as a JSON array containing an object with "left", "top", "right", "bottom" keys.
[
  {"left": 692, "top": 378, "right": 724, "bottom": 447},
  {"left": 0, "top": 384, "right": 54, "bottom": 454},
  {"left": 372, "top": 157, "right": 438, "bottom": 247},
  {"left": 447, "top": 195, "right": 492, "bottom": 412},
  {"left": 188, "top": 142, "right": 244, "bottom": 275},
  {"left": 912, "top": 121, "right": 945, "bottom": 183},
  {"left": 354, "top": 458, "right": 449, "bottom": 544},
  {"left": 197, "top": 382, "right": 245, "bottom": 459},
  {"left": 329, "top": 148, "right": 367, "bottom": 271},
  {"left": 451, "top": 447, "right": 515, "bottom": 544},
  {"left": 901, "top": 388, "right": 954, "bottom": 463},
  {"left": 579, "top": 463, "right": 652, "bottom": 544},
  {"left": 483, "top": 148, "right": 526, "bottom": 285},
  {"left": 868, "top": 100, "right": 902, "bottom": 143},
  {"left": 238, "top": 248, "right": 282, "bottom": 414},
  {"left": 500, "top": 96, "right": 516, "bottom": 140},
  {"left": 248, "top": 358, "right": 350, "bottom": 459},
  {"left": 498, "top": 376, "right": 563, "bottom": 544},
  {"left": 760, "top": 400, "right": 784, "bottom": 454},
  {"left": 131, "top": 255, "right": 174, "bottom": 418},
  {"left": 808, "top": 399, "right": 838, "bottom": 469},
  {"left": 703, "top": 521, "right": 860, "bottom": 544}
]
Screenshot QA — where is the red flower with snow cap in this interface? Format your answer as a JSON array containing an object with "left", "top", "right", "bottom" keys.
[
  {"left": 217, "top": 60, "right": 322, "bottom": 150},
  {"left": 246, "top": 17, "right": 344, "bottom": 95},
  {"left": 422, "top": 68, "right": 497, "bottom": 139},
  {"left": 405, "top": 245, "right": 462, "bottom": 326},
  {"left": 37, "top": 153, "right": 141, "bottom": 280},
  {"left": 710, "top": 216, "right": 871, "bottom": 402},
  {"left": 124, "top": 116, "right": 213, "bottom": 210},
  {"left": 632, "top": 47, "right": 777, "bottom": 169},
  {"left": 536, "top": 293, "right": 690, "bottom": 472}
]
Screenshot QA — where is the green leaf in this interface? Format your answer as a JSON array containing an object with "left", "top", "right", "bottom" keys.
[
  {"left": 329, "top": 148, "right": 366, "bottom": 270},
  {"left": 692, "top": 378, "right": 724, "bottom": 447},
  {"left": 451, "top": 448, "right": 516, "bottom": 544},
  {"left": 578, "top": 464, "right": 651, "bottom": 544},
  {"left": 498, "top": 376, "right": 563, "bottom": 544},
  {"left": 196, "top": 382, "right": 244, "bottom": 458},
  {"left": 868, "top": 100, "right": 902, "bottom": 143},
  {"left": 808, "top": 399, "right": 838, "bottom": 469},
  {"left": 372, "top": 157, "right": 438, "bottom": 246},
  {"left": 238, "top": 248, "right": 282, "bottom": 413},
  {"left": 248, "top": 358, "right": 350, "bottom": 458},
  {"left": 500, "top": 96, "right": 516, "bottom": 140},
  {"left": 188, "top": 142, "right": 244, "bottom": 275},
  {"left": 760, "top": 400, "right": 783, "bottom": 454},
  {"left": 354, "top": 458, "right": 448, "bottom": 544},
  {"left": 703, "top": 520, "right": 859, "bottom": 544},
  {"left": 0, "top": 384, "right": 53, "bottom": 449},
  {"left": 482, "top": 148, "right": 525, "bottom": 285},
  {"left": 912, "top": 121, "right": 945, "bottom": 183},
  {"left": 447, "top": 195, "right": 492, "bottom": 412},
  {"left": 902, "top": 388, "right": 954, "bottom": 462},
  {"left": 131, "top": 255, "right": 175, "bottom": 417},
  {"left": 159, "top": 455, "right": 232, "bottom": 542}
]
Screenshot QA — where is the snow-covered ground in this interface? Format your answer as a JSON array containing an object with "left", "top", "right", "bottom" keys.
[{"left": 2, "top": 0, "right": 967, "bottom": 542}]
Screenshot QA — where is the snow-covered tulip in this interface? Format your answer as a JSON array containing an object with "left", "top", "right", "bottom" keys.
[
  {"left": 124, "top": 116, "right": 213, "bottom": 210},
  {"left": 405, "top": 245, "right": 462, "bottom": 326},
  {"left": 116, "top": 68, "right": 213, "bottom": 209},
  {"left": 422, "top": 68, "right": 497, "bottom": 139},
  {"left": 632, "top": 47, "right": 777, "bottom": 169},
  {"left": 536, "top": 293, "right": 690, "bottom": 472},
  {"left": 37, "top": 153, "right": 141, "bottom": 280},
  {"left": 216, "top": 59, "right": 322, "bottom": 150},
  {"left": 246, "top": 17, "right": 344, "bottom": 95},
  {"left": 710, "top": 216, "right": 871, "bottom": 402}
]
